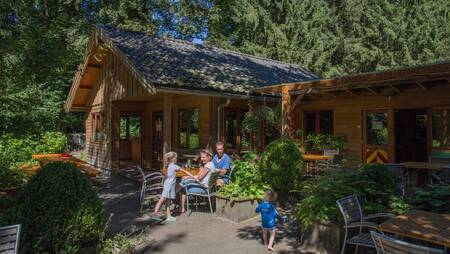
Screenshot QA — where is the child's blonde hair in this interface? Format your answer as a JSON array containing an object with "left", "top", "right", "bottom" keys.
[
  {"left": 163, "top": 151, "right": 177, "bottom": 172},
  {"left": 264, "top": 189, "right": 276, "bottom": 202}
]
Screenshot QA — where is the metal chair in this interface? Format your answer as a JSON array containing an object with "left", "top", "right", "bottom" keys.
[
  {"left": 184, "top": 172, "right": 220, "bottom": 216},
  {"left": 218, "top": 165, "right": 234, "bottom": 184},
  {"left": 384, "top": 163, "right": 407, "bottom": 196},
  {"left": 316, "top": 160, "right": 342, "bottom": 175},
  {"left": 336, "top": 194, "right": 395, "bottom": 254},
  {"left": 430, "top": 167, "right": 450, "bottom": 185},
  {"left": 137, "top": 166, "right": 164, "bottom": 212},
  {"left": 0, "top": 224, "right": 20, "bottom": 254},
  {"left": 370, "top": 231, "right": 444, "bottom": 254}
]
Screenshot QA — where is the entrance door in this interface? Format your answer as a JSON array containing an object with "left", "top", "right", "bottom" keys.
[
  {"left": 394, "top": 109, "right": 428, "bottom": 162},
  {"left": 152, "top": 111, "right": 164, "bottom": 169},
  {"left": 363, "top": 110, "right": 393, "bottom": 163}
]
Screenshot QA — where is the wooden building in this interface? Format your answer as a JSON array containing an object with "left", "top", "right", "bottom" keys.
[
  {"left": 256, "top": 62, "right": 450, "bottom": 165},
  {"left": 64, "top": 25, "right": 319, "bottom": 170}
]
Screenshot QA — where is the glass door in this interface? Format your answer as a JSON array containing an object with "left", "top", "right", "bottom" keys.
[{"left": 363, "top": 110, "right": 394, "bottom": 163}]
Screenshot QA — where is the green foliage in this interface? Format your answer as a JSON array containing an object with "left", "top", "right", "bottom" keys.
[
  {"left": 0, "top": 132, "right": 67, "bottom": 189},
  {"left": 295, "top": 164, "right": 405, "bottom": 226},
  {"left": 259, "top": 138, "right": 303, "bottom": 193},
  {"left": 217, "top": 159, "right": 269, "bottom": 200},
  {"left": 411, "top": 185, "right": 450, "bottom": 214},
  {"left": 100, "top": 233, "right": 134, "bottom": 254},
  {"left": 304, "top": 134, "right": 346, "bottom": 153},
  {"left": 2, "top": 162, "right": 105, "bottom": 253},
  {"left": 242, "top": 106, "right": 281, "bottom": 132},
  {"left": 207, "top": 0, "right": 450, "bottom": 77}
]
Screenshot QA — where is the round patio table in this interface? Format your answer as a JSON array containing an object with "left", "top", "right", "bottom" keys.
[{"left": 303, "top": 154, "right": 334, "bottom": 176}]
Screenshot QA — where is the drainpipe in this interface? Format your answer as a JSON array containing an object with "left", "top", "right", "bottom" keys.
[{"left": 217, "top": 98, "right": 231, "bottom": 142}]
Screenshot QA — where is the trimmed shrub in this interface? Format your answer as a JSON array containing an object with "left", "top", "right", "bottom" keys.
[
  {"left": 259, "top": 138, "right": 303, "bottom": 193},
  {"left": 4, "top": 162, "right": 104, "bottom": 253}
]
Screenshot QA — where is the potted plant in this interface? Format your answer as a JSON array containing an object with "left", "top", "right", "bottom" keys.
[{"left": 215, "top": 159, "right": 269, "bottom": 222}]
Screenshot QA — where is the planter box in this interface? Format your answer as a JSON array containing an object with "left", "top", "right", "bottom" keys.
[
  {"left": 215, "top": 196, "right": 259, "bottom": 223},
  {"left": 299, "top": 220, "right": 342, "bottom": 254}
]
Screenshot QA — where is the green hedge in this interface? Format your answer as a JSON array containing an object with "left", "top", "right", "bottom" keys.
[
  {"left": 2, "top": 162, "right": 104, "bottom": 253},
  {"left": 259, "top": 138, "right": 303, "bottom": 193}
]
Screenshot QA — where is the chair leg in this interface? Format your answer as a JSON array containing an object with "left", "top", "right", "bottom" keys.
[
  {"left": 354, "top": 244, "right": 358, "bottom": 254},
  {"left": 208, "top": 196, "right": 213, "bottom": 216},
  {"left": 341, "top": 230, "right": 347, "bottom": 254},
  {"left": 186, "top": 194, "right": 190, "bottom": 216}
]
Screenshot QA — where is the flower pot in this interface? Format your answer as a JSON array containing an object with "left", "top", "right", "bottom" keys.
[
  {"left": 215, "top": 195, "right": 259, "bottom": 223},
  {"left": 298, "top": 220, "right": 342, "bottom": 254}
]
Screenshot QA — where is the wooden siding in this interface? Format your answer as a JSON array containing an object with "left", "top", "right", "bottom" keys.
[{"left": 294, "top": 82, "right": 450, "bottom": 166}]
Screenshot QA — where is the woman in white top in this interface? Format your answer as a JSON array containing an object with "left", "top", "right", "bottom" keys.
[
  {"left": 152, "top": 151, "right": 193, "bottom": 221},
  {"left": 177, "top": 149, "right": 216, "bottom": 213}
]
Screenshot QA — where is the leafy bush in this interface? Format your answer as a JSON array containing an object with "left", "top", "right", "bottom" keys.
[
  {"left": 217, "top": 160, "right": 269, "bottom": 200},
  {"left": 295, "top": 164, "right": 406, "bottom": 226},
  {"left": 100, "top": 233, "right": 134, "bottom": 254},
  {"left": 2, "top": 162, "right": 104, "bottom": 253},
  {"left": 411, "top": 185, "right": 450, "bottom": 213},
  {"left": 259, "top": 138, "right": 303, "bottom": 193},
  {"left": 36, "top": 131, "right": 68, "bottom": 154},
  {"left": 304, "top": 134, "right": 346, "bottom": 153}
]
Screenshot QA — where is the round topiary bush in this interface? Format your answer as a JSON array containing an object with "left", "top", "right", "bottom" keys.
[
  {"left": 260, "top": 138, "right": 304, "bottom": 194},
  {"left": 8, "top": 162, "right": 105, "bottom": 253}
]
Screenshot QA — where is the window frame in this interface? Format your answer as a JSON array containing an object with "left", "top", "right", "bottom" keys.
[
  {"left": 178, "top": 108, "right": 200, "bottom": 149},
  {"left": 431, "top": 107, "right": 450, "bottom": 150},
  {"left": 91, "top": 112, "right": 103, "bottom": 143},
  {"left": 223, "top": 108, "right": 250, "bottom": 151},
  {"left": 303, "top": 110, "right": 335, "bottom": 136}
]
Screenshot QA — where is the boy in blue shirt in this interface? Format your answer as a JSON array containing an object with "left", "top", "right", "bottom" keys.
[
  {"left": 212, "top": 142, "right": 232, "bottom": 187},
  {"left": 255, "top": 190, "right": 285, "bottom": 251}
]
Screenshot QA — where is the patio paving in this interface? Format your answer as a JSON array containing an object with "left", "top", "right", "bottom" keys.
[{"left": 94, "top": 174, "right": 310, "bottom": 254}]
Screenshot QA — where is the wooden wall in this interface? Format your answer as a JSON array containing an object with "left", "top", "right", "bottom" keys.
[{"left": 293, "top": 81, "right": 450, "bottom": 165}]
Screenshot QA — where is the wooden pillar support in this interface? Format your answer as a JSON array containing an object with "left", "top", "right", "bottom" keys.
[
  {"left": 163, "top": 94, "right": 172, "bottom": 155},
  {"left": 281, "top": 87, "right": 295, "bottom": 139}
]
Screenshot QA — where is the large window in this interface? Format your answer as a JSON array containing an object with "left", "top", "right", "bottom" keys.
[
  {"left": 366, "top": 112, "right": 388, "bottom": 145},
  {"left": 91, "top": 113, "right": 103, "bottom": 142},
  {"left": 120, "top": 116, "right": 140, "bottom": 140},
  {"left": 223, "top": 108, "right": 250, "bottom": 150},
  {"left": 304, "top": 110, "right": 334, "bottom": 135},
  {"left": 432, "top": 108, "right": 450, "bottom": 149},
  {"left": 179, "top": 108, "right": 199, "bottom": 149}
]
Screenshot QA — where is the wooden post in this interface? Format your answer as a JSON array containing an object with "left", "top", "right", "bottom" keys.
[
  {"left": 281, "top": 87, "right": 294, "bottom": 139},
  {"left": 111, "top": 105, "right": 120, "bottom": 170},
  {"left": 163, "top": 94, "right": 172, "bottom": 155}
]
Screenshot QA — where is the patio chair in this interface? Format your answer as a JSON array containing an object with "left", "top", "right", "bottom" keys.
[
  {"left": 315, "top": 160, "right": 341, "bottom": 175},
  {"left": 218, "top": 165, "right": 234, "bottom": 185},
  {"left": 0, "top": 224, "right": 20, "bottom": 254},
  {"left": 384, "top": 163, "right": 407, "bottom": 196},
  {"left": 184, "top": 172, "right": 220, "bottom": 216},
  {"left": 370, "top": 231, "right": 444, "bottom": 254},
  {"left": 430, "top": 167, "right": 450, "bottom": 185},
  {"left": 138, "top": 166, "right": 164, "bottom": 212},
  {"left": 336, "top": 194, "right": 395, "bottom": 254}
]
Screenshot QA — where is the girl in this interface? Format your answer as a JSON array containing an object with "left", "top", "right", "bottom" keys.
[
  {"left": 255, "top": 190, "right": 285, "bottom": 251},
  {"left": 152, "top": 151, "right": 193, "bottom": 222}
]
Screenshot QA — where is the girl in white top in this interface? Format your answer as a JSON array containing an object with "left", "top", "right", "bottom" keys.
[{"left": 153, "top": 151, "right": 193, "bottom": 221}]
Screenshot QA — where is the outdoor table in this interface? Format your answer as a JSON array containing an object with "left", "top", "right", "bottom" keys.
[
  {"left": 303, "top": 154, "right": 334, "bottom": 176},
  {"left": 379, "top": 210, "right": 450, "bottom": 250},
  {"left": 402, "top": 162, "right": 449, "bottom": 186},
  {"left": 175, "top": 168, "right": 200, "bottom": 178}
]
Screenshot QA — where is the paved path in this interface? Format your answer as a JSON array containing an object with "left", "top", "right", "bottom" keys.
[{"left": 95, "top": 174, "right": 309, "bottom": 254}]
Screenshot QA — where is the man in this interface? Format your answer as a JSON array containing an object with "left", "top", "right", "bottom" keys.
[{"left": 213, "top": 141, "right": 232, "bottom": 187}]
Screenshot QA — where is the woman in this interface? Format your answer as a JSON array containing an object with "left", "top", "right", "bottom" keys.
[{"left": 177, "top": 149, "right": 216, "bottom": 213}]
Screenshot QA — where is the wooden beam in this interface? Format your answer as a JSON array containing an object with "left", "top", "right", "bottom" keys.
[
  {"left": 307, "top": 94, "right": 320, "bottom": 100},
  {"left": 291, "top": 94, "right": 305, "bottom": 110},
  {"left": 87, "top": 65, "right": 102, "bottom": 69},
  {"left": 389, "top": 84, "right": 400, "bottom": 93},
  {"left": 416, "top": 82, "right": 428, "bottom": 91},
  {"left": 345, "top": 89, "right": 357, "bottom": 97},
  {"left": 163, "top": 94, "right": 172, "bottom": 155},
  {"left": 324, "top": 91, "right": 337, "bottom": 98},
  {"left": 281, "top": 87, "right": 294, "bottom": 138},
  {"left": 365, "top": 87, "right": 377, "bottom": 95}
]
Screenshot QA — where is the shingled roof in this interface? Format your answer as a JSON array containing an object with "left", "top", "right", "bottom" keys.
[{"left": 97, "top": 24, "right": 319, "bottom": 94}]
